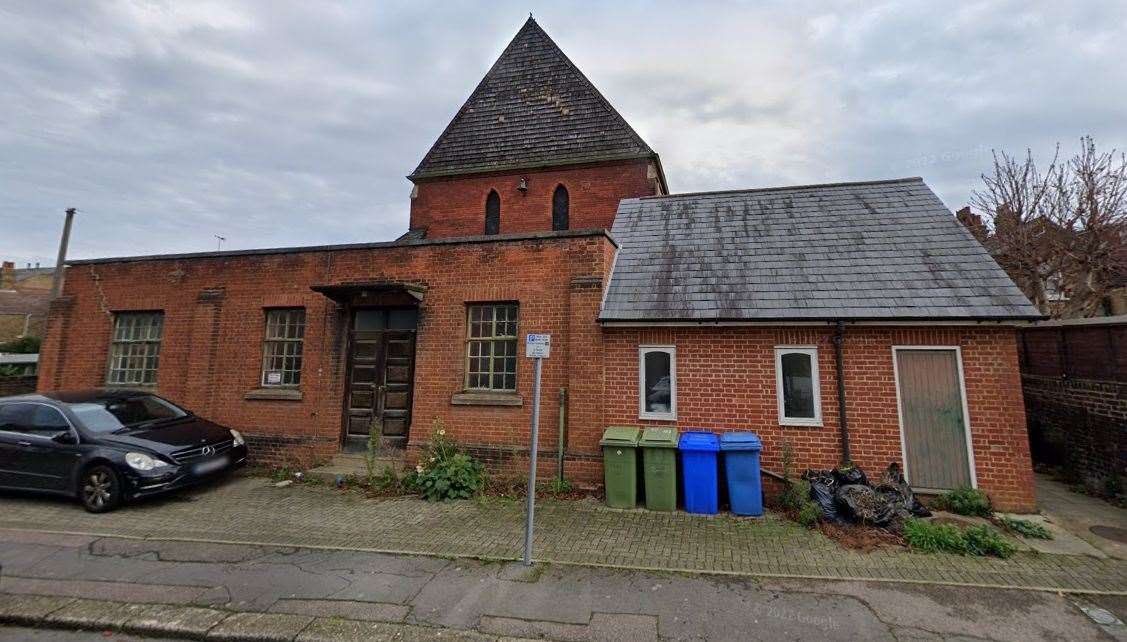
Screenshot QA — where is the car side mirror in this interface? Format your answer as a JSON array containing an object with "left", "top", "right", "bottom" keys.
[{"left": 51, "top": 431, "right": 77, "bottom": 445}]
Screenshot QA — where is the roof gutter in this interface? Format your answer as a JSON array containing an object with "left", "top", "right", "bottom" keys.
[{"left": 598, "top": 317, "right": 1044, "bottom": 327}]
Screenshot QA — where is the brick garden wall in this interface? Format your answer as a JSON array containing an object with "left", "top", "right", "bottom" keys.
[
  {"left": 38, "top": 232, "right": 615, "bottom": 472},
  {"left": 1019, "top": 321, "right": 1127, "bottom": 490},
  {"left": 409, "top": 160, "right": 659, "bottom": 238},
  {"left": 601, "top": 325, "right": 1035, "bottom": 512},
  {"left": 1022, "top": 375, "right": 1126, "bottom": 485},
  {"left": 0, "top": 374, "right": 37, "bottom": 396}
]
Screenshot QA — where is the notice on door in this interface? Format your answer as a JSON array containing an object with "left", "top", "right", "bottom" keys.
[{"left": 525, "top": 334, "right": 551, "bottom": 359}]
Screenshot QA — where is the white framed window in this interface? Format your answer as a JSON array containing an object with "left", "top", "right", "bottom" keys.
[
  {"left": 639, "top": 346, "right": 676, "bottom": 420},
  {"left": 775, "top": 347, "right": 822, "bottom": 426}
]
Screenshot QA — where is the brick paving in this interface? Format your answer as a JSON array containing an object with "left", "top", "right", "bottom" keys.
[{"left": 2, "top": 475, "right": 1125, "bottom": 594}]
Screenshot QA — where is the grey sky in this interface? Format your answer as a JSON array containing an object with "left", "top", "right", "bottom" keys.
[{"left": 2, "top": 1, "right": 1125, "bottom": 265}]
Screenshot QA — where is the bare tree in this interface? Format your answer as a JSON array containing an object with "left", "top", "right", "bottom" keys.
[
  {"left": 1051, "top": 137, "right": 1127, "bottom": 316},
  {"left": 967, "top": 137, "right": 1127, "bottom": 318},
  {"left": 970, "top": 147, "right": 1062, "bottom": 313}
]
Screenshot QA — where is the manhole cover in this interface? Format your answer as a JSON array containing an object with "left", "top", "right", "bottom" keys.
[{"left": 1090, "top": 525, "right": 1127, "bottom": 543}]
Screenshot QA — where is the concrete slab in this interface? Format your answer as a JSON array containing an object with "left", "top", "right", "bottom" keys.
[
  {"left": 90, "top": 537, "right": 286, "bottom": 563},
  {"left": 1036, "top": 473, "right": 1127, "bottom": 560},
  {"left": 269, "top": 598, "right": 410, "bottom": 622},
  {"left": 0, "top": 576, "right": 207, "bottom": 603},
  {"left": 123, "top": 603, "right": 229, "bottom": 638},
  {"left": 0, "top": 529, "right": 95, "bottom": 548},
  {"left": 996, "top": 512, "right": 1106, "bottom": 557},
  {"left": 588, "top": 613, "right": 658, "bottom": 642},
  {"left": 0, "top": 594, "right": 74, "bottom": 625},
  {"left": 478, "top": 615, "right": 587, "bottom": 641},
  {"left": 760, "top": 578, "right": 1112, "bottom": 642},
  {"left": 206, "top": 612, "right": 314, "bottom": 641},
  {"left": 296, "top": 618, "right": 491, "bottom": 642},
  {"left": 43, "top": 598, "right": 137, "bottom": 629}
]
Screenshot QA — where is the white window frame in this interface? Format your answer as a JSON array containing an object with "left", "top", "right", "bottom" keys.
[
  {"left": 638, "top": 345, "right": 676, "bottom": 421},
  {"left": 774, "top": 346, "right": 822, "bottom": 427}
]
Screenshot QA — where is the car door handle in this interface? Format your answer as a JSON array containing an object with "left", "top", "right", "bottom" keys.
[{"left": 16, "top": 441, "right": 32, "bottom": 447}]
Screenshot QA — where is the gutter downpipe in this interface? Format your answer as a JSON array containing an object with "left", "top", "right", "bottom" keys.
[
  {"left": 832, "top": 320, "right": 851, "bottom": 464},
  {"left": 557, "top": 388, "right": 568, "bottom": 482}
]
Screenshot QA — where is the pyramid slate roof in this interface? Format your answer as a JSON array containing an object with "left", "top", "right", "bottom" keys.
[
  {"left": 601, "top": 177, "right": 1043, "bottom": 322},
  {"left": 410, "top": 18, "right": 658, "bottom": 181}
]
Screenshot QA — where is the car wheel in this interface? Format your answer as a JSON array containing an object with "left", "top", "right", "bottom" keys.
[{"left": 80, "top": 465, "right": 121, "bottom": 513}]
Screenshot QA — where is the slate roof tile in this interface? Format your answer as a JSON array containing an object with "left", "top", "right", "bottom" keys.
[
  {"left": 601, "top": 177, "right": 1043, "bottom": 321},
  {"left": 410, "top": 18, "right": 655, "bottom": 180}
]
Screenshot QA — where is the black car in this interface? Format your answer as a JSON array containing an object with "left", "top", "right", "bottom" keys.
[{"left": 0, "top": 389, "right": 247, "bottom": 512}]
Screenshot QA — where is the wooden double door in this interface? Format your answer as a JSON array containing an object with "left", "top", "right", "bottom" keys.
[{"left": 344, "top": 308, "right": 417, "bottom": 451}]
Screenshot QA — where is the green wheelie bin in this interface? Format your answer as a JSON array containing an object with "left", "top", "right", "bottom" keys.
[
  {"left": 640, "top": 427, "right": 679, "bottom": 511},
  {"left": 600, "top": 426, "right": 641, "bottom": 508}
]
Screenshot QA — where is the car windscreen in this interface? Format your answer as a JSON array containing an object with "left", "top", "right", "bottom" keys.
[{"left": 67, "top": 395, "right": 188, "bottom": 433}]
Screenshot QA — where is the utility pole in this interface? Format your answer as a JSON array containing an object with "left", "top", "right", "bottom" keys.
[{"left": 51, "top": 208, "right": 76, "bottom": 298}]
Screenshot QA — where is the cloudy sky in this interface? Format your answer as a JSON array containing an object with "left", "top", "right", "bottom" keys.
[{"left": 2, "top": 1, "right": 1125, "bottom": 265}]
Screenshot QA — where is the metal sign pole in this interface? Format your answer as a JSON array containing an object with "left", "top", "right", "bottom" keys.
[{"left": 522, "top": 355, "right": 542, "bottom": 566}]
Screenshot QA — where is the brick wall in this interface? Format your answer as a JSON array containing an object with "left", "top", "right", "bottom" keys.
[
  {"left": 38, "top": 241, "right": 1036, "bottom": 510},
  {"left": 601, "top": 325, "right": 1035, "bottom": 512},
  {"left": 1023, "top": 375, "right": 1126, "bottom": 484},
  {"left": 38, "top": 232, "right": 615, "bottom": 471},
  {"left": 0, "top": 375, "right": 37, "bottom": 396},
  {"left": 409, "top": 160, "right": 659, "bottom": 238}
]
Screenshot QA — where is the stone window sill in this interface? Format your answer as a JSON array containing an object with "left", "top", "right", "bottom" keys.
[
  {"left": 244, "top": 388, "right": 303, "bottom": 401},
  {"left": 451, "top": 392, "right": 523, "bottom": 407}
]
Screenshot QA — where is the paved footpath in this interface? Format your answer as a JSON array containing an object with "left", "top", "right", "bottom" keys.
[
  {"left": 1, "top": 475, "right": 1125, "bottom": 594},
  {"left": 2, "top": 529, "right": 1127, "bottom": 641}
]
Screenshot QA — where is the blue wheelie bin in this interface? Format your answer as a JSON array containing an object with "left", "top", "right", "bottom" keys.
[
  {"left": 678, "top": 431, "right": 719, "bottom": 515},
  {"left": 720, "top": 432, "right": 764, "bottom": 516}
]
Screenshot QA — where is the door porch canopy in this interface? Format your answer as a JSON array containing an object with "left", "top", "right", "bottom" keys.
[{"left": 310, "top": 281, "right": 426, "bottom": 308}]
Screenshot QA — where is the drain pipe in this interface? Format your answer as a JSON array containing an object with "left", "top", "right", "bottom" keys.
[
  {"left": 557, "top": 388, "right": 568, "bottom": 482},
  {"left": 832, "top": 320, "right": 852, "bottom": 464}
]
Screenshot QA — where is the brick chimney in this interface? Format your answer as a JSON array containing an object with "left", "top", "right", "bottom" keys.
[{"left": 0, "top": 261, "right": 14, "bottom": 290}]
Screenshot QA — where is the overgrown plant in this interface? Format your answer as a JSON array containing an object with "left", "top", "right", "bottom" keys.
[
  {"left": 902, "top": 519, "right": 968, "bottom": 555},
  {"left": 365, "top": 419, "right": 383, "bottom": 485},
  {"left": 0, "top": 336, "right": 40, "bottom": 354},
  {"left": 781, "top": 441, "right": 795, "bottom": 482},
  {"left": 933, "top": 487, "right": 992, "bottom": 517},
  {"left": 997, "top": 516, "right": 1053, "bottom": 540},
  {"left": 902, "top": 519, "right": 1015, "bottom": 558},
  {"left": 963, "top": 525, "right": 1016, "bottom": 558},
  {"left": 797, "top": 502, "right": 821, "bottom": 529},
  {"left": 407, "top": 419, "right": 486, "bottom": 502}
]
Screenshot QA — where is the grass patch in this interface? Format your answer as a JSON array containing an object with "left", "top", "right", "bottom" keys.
[
  {"left": 963, "top": 524, "right": 1017, "bottom": 558},
  {"left": 903, "top": 519, "right": 1015, "bottom": 558},
  {"left": 997, "top": 516, "right": 1053, "bottom": 540}
]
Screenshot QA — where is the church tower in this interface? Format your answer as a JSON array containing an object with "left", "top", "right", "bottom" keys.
[{"left": 407, "top": 18, "right": 666, "bottom": 239}]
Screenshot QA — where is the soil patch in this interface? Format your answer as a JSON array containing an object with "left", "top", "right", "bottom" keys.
[{"left": 817, "top": 521, "right": 906, "bottom": 552}]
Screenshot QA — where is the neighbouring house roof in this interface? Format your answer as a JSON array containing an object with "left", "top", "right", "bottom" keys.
[
  {"left": 600, "top": 177, "right": 1043, "bottom": 322},
  {"left": 14, "top": 267, "right": 54, "bottom": 284},
  {"left": 409, "top": 17, "right": 660, "bottom": 183},
  {"left": 0, "top": 290, "right": 50, "bottom": 317}
]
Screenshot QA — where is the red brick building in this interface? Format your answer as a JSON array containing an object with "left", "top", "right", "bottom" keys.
[{"left": 37, "top": 19, "right": 1042, "bottom": 510}]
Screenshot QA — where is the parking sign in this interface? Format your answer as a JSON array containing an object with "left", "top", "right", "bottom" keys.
[{"left": 525, "top": 334, "right": 551, "bottom": 359}]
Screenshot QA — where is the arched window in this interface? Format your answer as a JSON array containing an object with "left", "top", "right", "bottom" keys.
[
  {"left": 552, "top": 185, "right": 569, "bottom": 231},
  {"left": 485, "top": 190, "right": 500, "bottom": 235}
]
